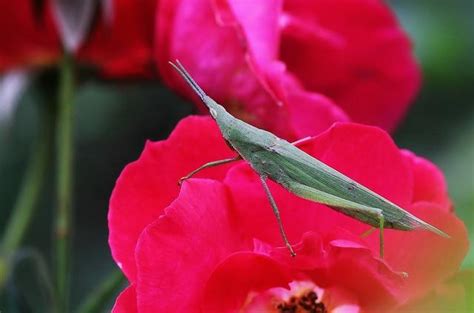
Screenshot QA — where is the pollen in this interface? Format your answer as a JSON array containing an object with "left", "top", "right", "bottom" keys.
[{"left": 276, "top": 290, "right": 327, "bottom": 313}]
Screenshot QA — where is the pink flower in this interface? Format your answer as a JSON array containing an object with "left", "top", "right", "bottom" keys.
[
  {"left": 156, "top": 0, "right": 420, "bottom": 139},
  {"left": 109, "top": 116, "right": 468, "bottom": 312}
]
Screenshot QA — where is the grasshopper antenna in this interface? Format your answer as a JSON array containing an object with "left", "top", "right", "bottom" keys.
[{"left": 169, "top": 60, "right": 206, "bottom": 101}]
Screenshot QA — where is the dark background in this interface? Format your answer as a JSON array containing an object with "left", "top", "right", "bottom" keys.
[{"left": 0, "top": 0, "right": 472, "bottom": 311}]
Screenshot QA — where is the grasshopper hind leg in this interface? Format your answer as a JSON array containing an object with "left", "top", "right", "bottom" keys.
[
  {"left": 360, "top": 210, "right": 385, "bottom": 259},
  {"left": 362, "top": 213, "right": 408, "bottom": 277},
  {"left": 259, "top": 175, "right": 296, "bottom": 257},
  {"left": 359, "top": 214, "right": 386, "bottom": 259},
  {"left": 378, "top": 212, "right": 385, "bottom": 259}
]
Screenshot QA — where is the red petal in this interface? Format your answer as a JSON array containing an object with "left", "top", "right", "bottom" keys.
[
  {"left": 401, "top": 150, "right": 451, "bottom": 209},
  {"left": 280, "top": 0, "right": 421, "bottom": 131},
  {"left": 326, "top": 237, "right": 402, "bottom": 311},
  {"left": 285, "top": 87, "right": 349, "bottom": 138},
  {"left": 108, "top": 116, "right": 234, "bottom": 280},
  {"left": 214, "top": 0, "right": 282, "bottom": 64},
  {"left": 112, "top": 285, "right": 137, "bottom": 313},
  {"left": 77, "top": 0, "right": 157, "bottom": 77},
  {"left": 135, "top": 180, "right": 245, "bottom": 312},
  {"left": 202, "top": 252, "right": 291, "bottom": 312}
]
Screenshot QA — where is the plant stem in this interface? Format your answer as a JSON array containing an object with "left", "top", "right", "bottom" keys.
[
  {"left": 0, "top": 101, "right": 54, "bottom": 289},
  {"left": 55, "top": 52, "right": 75, "bottom": 312},
  {"left": 75, "top": 270, "right": 125, "bottom": 313}
]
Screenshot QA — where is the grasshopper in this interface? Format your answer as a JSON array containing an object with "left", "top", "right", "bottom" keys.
[{"left": 170, "top": 60, "right": 448, "bottom": 258}]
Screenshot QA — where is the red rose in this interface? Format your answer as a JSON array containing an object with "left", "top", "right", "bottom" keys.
[
  {"left": 0, "top": 0, "right": 156, "bottom": 77},
  {"left": 0, "top": 0, "right": 61, "bottom": 72},
  {"left": 109, "top": 116, "right": 467, "bottom": 312},
  {"left": 156, "top": 0, "right": 420, "bottom": 139},
  {"left": 77, "top": 0, "right": 158, "bottom": 78}
]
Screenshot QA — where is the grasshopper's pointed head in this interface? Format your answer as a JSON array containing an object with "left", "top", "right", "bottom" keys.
[{"left": 169, "top": 60, "right": 226, "bottom": 121}]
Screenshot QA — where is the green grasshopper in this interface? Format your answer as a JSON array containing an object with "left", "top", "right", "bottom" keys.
[{"left": 170, "top": 60, "right": 448, "bottom": 258}]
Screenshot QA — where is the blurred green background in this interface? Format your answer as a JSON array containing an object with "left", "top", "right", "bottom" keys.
[{"left": 0, "top": 0, "right": 472, "bottom": 311}]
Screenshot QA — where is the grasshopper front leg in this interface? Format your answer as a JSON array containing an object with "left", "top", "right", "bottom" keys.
[
  {"left": 178, "top": 156, "right": 241, "bottom": 185},
  {"left": 260, "top": 175, "right": 296, "bottom": 257}
]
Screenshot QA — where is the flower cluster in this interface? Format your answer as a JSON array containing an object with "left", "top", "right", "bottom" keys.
[{"left": 109, "top": 117, "right": 468, "bottom": 312}]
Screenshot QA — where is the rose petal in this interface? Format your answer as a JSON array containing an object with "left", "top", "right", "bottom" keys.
[
  {"left": 202, "top": 252, "right": 291, "bottom": 312},
  {"left": 135, "top": 180, "right": 245, "bottom": 312},
  {"left": 112, "top": 285, "right": 137, "bottom": 313},
  {"left": 280, "top": 0, "right": 420, "bottom": 131},
  {"left": 284, "top": 79, "right": 350, "bottom": 138},
  {"left": 214, "top": 0, "right": 282, "bottom": 63},
  {"left": 401, "top": 150, "right": 451, "bottom": 210}
]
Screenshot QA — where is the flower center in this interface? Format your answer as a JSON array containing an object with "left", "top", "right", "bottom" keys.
[{"left": 276, "top": 290, "right": 327, "bottom": 313}]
